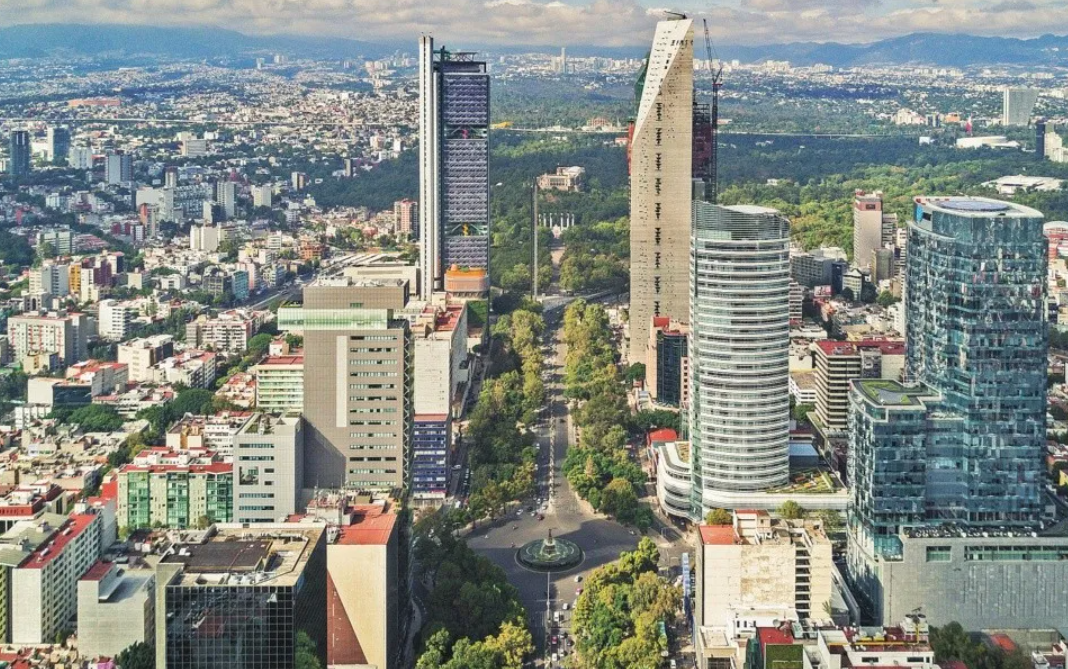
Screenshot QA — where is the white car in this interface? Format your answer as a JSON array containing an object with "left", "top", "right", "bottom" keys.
[{"left": 562, "top": 602, "right": 569, "bottom": 610}]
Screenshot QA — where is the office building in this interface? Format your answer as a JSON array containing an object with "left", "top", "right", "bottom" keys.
[
  {"left": 233, "top": 412, "right": 304, "bottom": 524},
  {"left": 291, "top": 171, "right": 308, "bottom": 191},
  {"left": 155, "top": 526, "right": 326, "bottom": 669},
  {"left": 253, "top": 183, "right": 274, "bottom": 208},
  {"left": 10, "top": 512, "right": 103, "bottom": 644},
  {"left": 116, "top": 449, "right": 233, "bottom": 529},
  {"left": 689, "top": 203, "right": 790, "bottom": 513},
  {"left": 852, "top": 191, "right": 895, "bottom": 272},
  {"left": 1002, "top": 87, "right": 1039, "bottom": 127},
  {"left": 695, "top": 510, "right": 833, "bottom": 628},
  {"left": 98, "top": 299, "right": 134, "bottom": 340},
  {"left": 419, "top": 36, "right": 491, "bottom": 297},
  {"left": 47, "top": 127, "right": 70, "bottom": 164},
  {"left": 412, "top": 415, "right": 450, "bottom": 500},
  {"left": 647, "top": 317, "right": 688, "bottom": 408},
  {"left": 117, "top": 335, "right": 175, "bottom": 382},
  {"left": 628, "top": 17, "right": 694, "bottom": 366},
  {"left": 7, "top": 130, "right": 30, "bottom": 177},
  {"left": 251, "top": 355, "right": 305, "bottom": 413},
  {"left": 77, "top": 562, "right": 156, "bottom": 659},
  {"left": 394, "top": 198, "right": 418, "bottom": 236},
  {"left": 217, "top": 180, "right": 237, "bottom": 219},
  {"left": 812, "top": 339, "right": 904, "bottom": 437},
  {"left": 7, "top": 310, "right": 90, "bottom": 365},
  {"left": 848, "top": 197, "right": 1068, "bottom": 629},
  {"left": 104, "top": 151, "right": 133, "bottom": 185},
  {"left": 790, "top": 246, "right": 848, "bottom": 291},
  {"left": 652, "top": 434, "right": 691, "bottom": 520},
  {"left": 285, "top": 278, "right": 412, "bottom": 492}
]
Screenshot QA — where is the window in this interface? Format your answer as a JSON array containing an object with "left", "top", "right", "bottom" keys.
[{"left": 925, "top": 546, "right": 951, "bottom": 562}]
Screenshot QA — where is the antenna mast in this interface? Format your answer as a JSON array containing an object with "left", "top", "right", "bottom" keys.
[{"left": 703, "top": 18, "right": 723, "bottom": 204}]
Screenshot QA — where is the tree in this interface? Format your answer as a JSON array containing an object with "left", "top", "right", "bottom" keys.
[
  {"left": 625, "top": 363, "right": 646, "bottom": 384},
  {"left": 483, "top": 621, "right": 534, "bottom": 669},
  {"left": 295, "top": 630, "right": 322, "bottom": 669},
  {"left": 840, "top": 287, "right": 855, "bottom": 302},
  {"left": 115, "top": 641, "right": 155, "bottom": 669},
  {"left": 247, "top": 332, "right": 273, "bottom": 359},
  {"left": 777, "top": 500, "right": 805, "bottom": 520},
  {"left": 876, "top": 289, "right": 899, "bottom": 308},
  {"left": 791, "top": 402, "right": 815, "bottom": 424},
  {"left": 67, "top": 404, "right": 124, "bottom": 432},
  {"left": 704, "top": 508, "right": 733, "bottom": 525},
  {"left": 816, "top": 509, "right": 843, "bottom": 533}
]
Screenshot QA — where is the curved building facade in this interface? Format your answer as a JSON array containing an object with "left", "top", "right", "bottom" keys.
[{"left": 689, "top": 203, "right": 791, "bottom": 514}]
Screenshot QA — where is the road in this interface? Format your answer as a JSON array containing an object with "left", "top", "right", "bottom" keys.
[{"left": 467, "top": 310, "right": 689, "bottom": 666}]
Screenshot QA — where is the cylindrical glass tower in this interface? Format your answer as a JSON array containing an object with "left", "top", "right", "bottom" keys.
[{"left": 689, "top": 202, "right": 791, "bottom": 515}]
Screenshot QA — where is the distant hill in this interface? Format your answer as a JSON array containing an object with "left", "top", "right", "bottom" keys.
[
  {"left": 0, "top": 23, "right": 394, "bottom": 60},
  {"left": 1, "top": 23, "right": 1068, "bottom": 68}
]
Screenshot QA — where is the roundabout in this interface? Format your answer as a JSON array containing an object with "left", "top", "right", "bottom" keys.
[{"left": 516, "top": 530, "right": 584, "bottom": 572}]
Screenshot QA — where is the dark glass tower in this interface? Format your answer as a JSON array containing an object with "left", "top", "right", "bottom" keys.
[{"left": 8, "top": 130, "right": 31, "bottom": 177}]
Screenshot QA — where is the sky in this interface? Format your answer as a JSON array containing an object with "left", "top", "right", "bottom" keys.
[{"left": 1, "top": 0, "right": 1067, "bottom": 47}]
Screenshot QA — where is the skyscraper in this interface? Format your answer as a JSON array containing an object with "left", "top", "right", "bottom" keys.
[
  {"left": 1002, "top": 86, "right": 1039, "bottom": 127},
  {"left": 287, "top": 278, "right": 412, "bottom": 493},
  {"left": 847, "top": 196, "right": 1068, "bottom": 629},
  {"left": 419, "top": 36, "right": 491, "bottom": 298},
  {"left": 688, "top": 202, "right": 791, "bottom": 513},
  {"left": 216, "top": 180, "right": 237, "bottom": 219},
  {"left": 47, "top": 127, "right": 70, "bottom": 164},
  {"left": 852, "top": 190, "right": 895, "bottom": 273},
  {"left": 8, "top": 130, "right": 31, "bottom": 177},
  {"left": 628, "top": 17, "right": 694, "bottom": 366},
  {"left": 104, "top": 151, "right": 132, "bottom": 185}
]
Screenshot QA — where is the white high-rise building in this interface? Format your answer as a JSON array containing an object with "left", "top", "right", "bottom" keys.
[
  {"left": 689, "top": 202, "right": 791, "bottom": 513},
  {"left": 99, "top": 299, "right": 133, "bottom": 340},
  {"left": 253, "top": 183, "right": 273, "bottom": 208},
  {"left": 104, "top": 151, "right": 132, "bottom": 185},
  {"left": 852, "top": 190, "right": 895, "bottom": 272},
  {"left": 1002, "top": 87, "right": 1039, "bottom": 127},
  {"left": 629, "top": 17, "right": 694, "bottom": 366},
  {"left": 217, "top": 181, "right": 237, "bottom": 219}
]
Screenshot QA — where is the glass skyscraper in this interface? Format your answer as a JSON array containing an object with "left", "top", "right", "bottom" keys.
[
  {"left": 8, "top": 130, "right": 30, "bottom": 177},
  {"left": 418, "top": 36, "right": 490, "bottom": 297},
  {"left": 850, "top": 196, "right": 1048, "bottom": 564},
  {"left": 689, "top": 202, "right": 791, "bottom": 514}
]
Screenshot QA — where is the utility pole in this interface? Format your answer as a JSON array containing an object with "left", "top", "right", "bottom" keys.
[{"left": 532, "top": 178, "right": 540, "bottom": 300}]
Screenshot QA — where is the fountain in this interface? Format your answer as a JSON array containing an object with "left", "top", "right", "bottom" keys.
[{"left": 516, "top": 529, "right": 583, "bottom": 572}]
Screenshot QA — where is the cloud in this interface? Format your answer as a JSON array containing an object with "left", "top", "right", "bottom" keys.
[{"left": 0, "top": 0, "right": 1067, "bottom": 46}]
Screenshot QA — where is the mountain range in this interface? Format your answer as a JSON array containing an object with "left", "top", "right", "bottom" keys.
[{"left": 2, "top": 23, "right": 1068, "bottom": 68}]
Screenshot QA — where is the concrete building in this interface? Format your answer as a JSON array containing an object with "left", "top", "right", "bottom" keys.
[
  {"left": 117, "top": 335, "right": 175, "bottom": 382},
  {"left": 148, "top": 349, "right": 217, "bottom": 388},
  {"left": 39, "top": 227, "right": 75, "bottom": 255},
  {"left": 116, "top": 451, "right": 232, "bottom": 529},
  {"left": 10, "top": 512, "right": 103, "bottom": 644},
  {"left": 185, "top": 310, "right": 265, "bottom": 355},
  {"left": 393, "top": 198, "right": 418, "bottom": 236},
  {"left": 7, "top": 310, "right": 90, "bottom": 365},
  {"left": 154, "top": 525, "right": 326, "bottom": 668},
  {"left": 696, "top": 510, "right": 833, "bottom": 629},
  {"left": 689, "top": 203, "right": 791, "bottom": 513},
  {"left": 287, "top": 278, "right": 412, "bottom": 492},
  {"left": 77, "top": 561, "right": 155, "bottom": 659},
  {"left": 419, "top": 36, "right": 491, "bottom": 298},
  {"left": 789, "top": 280, "right": 803, "bottom": 323},
  {"left": 537, "top": 166, "right": 586, "bottom": 192},
  {"left": 180, "top": 137, "right": 208, "bottom": 158},
  {"left": 233, "top": 412, "right": 304, "bottom": 524},
  {"left": 98, "top": 299, "right": 133, "bottom": 340},
  {"left": 790, "top": 247, "right": 849, "bottom": 291},
  {"left": 293, "top": 494, "right": 399, "bottom": 669},
  {"left": 1002, "top": 87, "right": 1040, "bottom": 127},
  {"left": 852, "top": 191, "right": 895, "bottom": 272},
  {"left": 652, "top": 435, "right": 691, "bottom": 520},
  {"left": 0, "top": 513, "right": 68, "bottom": 643},
  {"left": 629, "top": 17, "right": 694, "bottom": 366},
  {"left": 251, "top": 355, "right": 305, "bottom": 413},
  {"left": 812, "top": 339, "right": 904, "bottom": 437},
  {"left": 47, "top": 127, "right": 70, "bottom": 164},
  {"left": 104, "top": 151, "right": 132, "bottom": 185},
  {"left": 165, "top": 412, "right": 255, "bottom": 454},
  {"left": 189, "top": 223, "right": 220, "bottom": 253},
  {"left": 848, "top": 197, "right": 1068, "bottom": 628},
  {"left": 253, "top": 183, "right": 274, "bottom": 208},
  {"left": 216, "top": 180, "right": 237, "bottom": 219},
  {"left": 28, "top": 262, "right": 70, "bottom": 298},
  {"left": 412, "top": 302, "right": 467, "bottom": 416}
]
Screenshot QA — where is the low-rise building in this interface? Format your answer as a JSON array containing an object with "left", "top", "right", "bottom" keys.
[
  {"left": 652, "top": 434, "right": 691, "bottom": 520},
  {"left": 251, "top": 355, "right": 304, "bottom": 413},
  {"left": 813, "top": 339, "right": 904, "bottom": 438},
  {"left": 115, "top": 449, "right": 232, "bottom": 529},
  {"left": 185, "top": 310, "right": 267, "bottom": 355},
  {"left": 165, "top": 411, "right": 255, "bottom": 455},
  {"left": 149, "top": 349, "right": 217, "bottom": 388}
]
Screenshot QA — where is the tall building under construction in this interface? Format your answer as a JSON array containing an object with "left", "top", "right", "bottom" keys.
[
  {"left": 419, "top": 36, "right": 491, "bottom": 298},
  {"left": 628, "top": 18, "right": 694, "bottom": 365}
]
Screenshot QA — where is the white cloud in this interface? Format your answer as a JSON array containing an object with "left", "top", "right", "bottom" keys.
[{"left": 1, "top": 0, "right": 1067, "bottom": 46}]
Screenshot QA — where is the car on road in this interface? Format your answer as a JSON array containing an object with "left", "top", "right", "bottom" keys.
[
  {"left": 538, "top": 514, "right": 545, "bottom": 520},
  {"left": 562, "top": 603, "right": 569, "bottom": 610},
  {"left": 551, "top": 636, "right": 558, "bottom": 645},
  {"left": 577, "top": 587, "right": 583, "bottom": 595},
  {"left": 552, "top": 653, "right": 559, "bottom": 662},
  {"left": 574, "top": 575, "right": 582, "bottom": 582},
  {"left": 451, "top": 464, "right": 462, "bottom": 471}
]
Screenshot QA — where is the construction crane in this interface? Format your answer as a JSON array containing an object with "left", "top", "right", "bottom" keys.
[{"left": 703, "top": 18, "right": 724, "bottom": 204}]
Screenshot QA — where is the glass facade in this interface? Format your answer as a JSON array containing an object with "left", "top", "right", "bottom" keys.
[
  {"left": 655, "top": 329, "right": 687, "bottom": 407},
  {"left": 412, "top": 417, "right": 449, "bottom": 498}
]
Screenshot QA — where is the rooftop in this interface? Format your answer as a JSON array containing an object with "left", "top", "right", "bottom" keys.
[
  {"left": 334, "top": 504, "right": 398, "bottom": 546},
  {"left": 815, "top": 338, "right": 905, "bottom": 357},
  {"left": 853, "top": 379, "right": 937, "bottom": 408},
  {"left": 916, "top": 195, "right": 1044, "bottom": 219},
  {"left": 21, "top": 513, "right": 97, "bottom": 570},
  {"left": 163, "top": 526, "right": 324, "bottom": 587}
]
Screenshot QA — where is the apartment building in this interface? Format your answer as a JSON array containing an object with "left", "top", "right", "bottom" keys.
[
  {"left": 117, "top": 335, "right": 175, "bottom": 382},
  {"left": 813, "top": 339, "right": 904, "bottom": 437}
]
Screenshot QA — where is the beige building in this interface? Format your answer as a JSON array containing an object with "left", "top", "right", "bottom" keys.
[
  {"left": 696, "top": 510, "right": 833, "bottom": 628},
  {"left": 117, "top": 335, "right": 175, "bottom": 382},
  {"left": 288, "top": 278, "right": 412, "bottom": 492},
  {"left": 251, "top": 354, "right": 304, "bottom": 413},
  {"left": 812, "top": 339, "right": 905, "bottom": 437},
  {"left": 77, "top": 561, "right": 155, "bottom": 659},
  {"left": 852, "top": 190, "right": 896, "bottom": 272},
  {"left": 628, "top": 17, "right": 693, "bottom": 366}
]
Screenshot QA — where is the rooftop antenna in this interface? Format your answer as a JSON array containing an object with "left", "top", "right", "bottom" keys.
[{"left": 664, "top": 10, "right": 688, "bottom": 19}]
